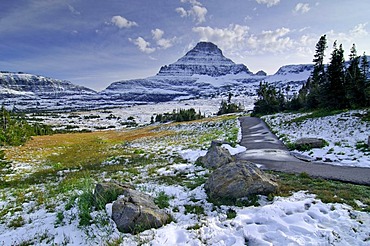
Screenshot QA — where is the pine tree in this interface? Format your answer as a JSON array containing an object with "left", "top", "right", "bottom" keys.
[
  {"left": 305, "top": 35, "right": 328, "bottom": 109},
  {"left": 361, "top": 53, "right": 370, "bottom": 106},
  {"left": 252, "top": 81, "right": 285, "bottom": 115},
  {"left": 345, "top": 44, "right": 365, "bottom": 108},
  {"left": 326, "top": 41, "right": 346, "bottom": 109}
]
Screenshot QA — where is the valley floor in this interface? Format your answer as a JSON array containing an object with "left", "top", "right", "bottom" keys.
[{"left": 0, "top": 102, "right": 370, "bottom": 245}]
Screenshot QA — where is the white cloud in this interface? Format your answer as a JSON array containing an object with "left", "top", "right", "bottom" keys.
[
  {"left": 193, "top": 25, "right": 295, "bottom": 57},
  {"left": 293, "top": 3, "right": 311, "bottom": 14},
  {"left": 129, "top": 37, "right": 155, "bottom": 54},
  {"left": 130, "top": 29, "right": 175, "bottom": 53},
  {"left": 151, "top": 28, "right": 175, "bottom": 49},
  {"left": 111, "top": 15, "right": 138, "bottom": 29},
  {"left": 256, "top": 0, "right": 280, "bottom": 7},
  {"left": 258, "top": 28, "right": 294, "bottom": 53},
  {"left": 152, "top": 29, "right": 164, "bottom": 41},
  {"left": 350, "top": 23, "right": 368, "bottom": 38},
  {"left": 175, "top": 7, "right": 188, "bottom": 17},
  {"left": 192, "top": 24, "right": 250, "bottom": 52},
  {"left": 176, "top": 0, "right": 208, "bottom": 24},
  {"left": 66, "top": 4, "right": 80, "bottom": 15},
  {"left": 192, "top": 5, "right": 208, "bottom": 24}
]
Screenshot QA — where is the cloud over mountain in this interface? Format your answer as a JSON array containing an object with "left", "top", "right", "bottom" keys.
[{"left": 111, "top": 15, "right": 138, "bottom": 29}]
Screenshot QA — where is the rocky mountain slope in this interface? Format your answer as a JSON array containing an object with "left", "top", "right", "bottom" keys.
[
  {"left": 101, "top": 42, "right": 312, "bottom": 103},
  {"left": 0, "top": 72, "right": 96, "bottom": 97},
  {"left": 156, "top": 42, "right": 252, "bottom": 77},
  {"left": 0, "top": 42, "right": 317, "bottom": 111}
]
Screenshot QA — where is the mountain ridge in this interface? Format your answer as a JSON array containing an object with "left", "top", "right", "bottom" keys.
[{"left": 0, "top": 42, "right": 328, "bottom": 111}]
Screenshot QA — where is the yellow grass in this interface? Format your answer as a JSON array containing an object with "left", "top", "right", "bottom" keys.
[{"left": 6, "top": 126, "right": 174, "bottom": 165}]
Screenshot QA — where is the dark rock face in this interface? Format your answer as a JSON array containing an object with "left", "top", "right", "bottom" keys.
[
  {"left": 157, "top": 42, "right": 252, "bottom": 77},
  {"left": 204, "top": 160, "right": 278, "bottom": 200}
]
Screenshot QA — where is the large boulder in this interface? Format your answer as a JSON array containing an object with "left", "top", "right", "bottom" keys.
[
  {"left": 205, "top": 160, "right": 278, "bottom": 200},
  {"left": 112, "top": 188, "right": 170, "bottom": 234},
  {"left": 294, "top": 138, "right": 327, "bottom": 150},
  {"left": 197, "top": 140, "right": 234, "bottom": 169}
]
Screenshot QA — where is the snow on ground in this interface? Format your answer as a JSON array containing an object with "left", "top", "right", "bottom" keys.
[
  {"left": 3, "top": 185, "right": 369, "bottom": 245},
  {"left": 263, "top": 110, "right": 370, "bottom": 168},
  {"left": 1, "top": 104, "right": 370, "bottom": 245}
]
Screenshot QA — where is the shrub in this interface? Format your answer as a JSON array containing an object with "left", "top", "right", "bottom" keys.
[{"left": 217, "top": 100, "right": 244, "bottom": 115}]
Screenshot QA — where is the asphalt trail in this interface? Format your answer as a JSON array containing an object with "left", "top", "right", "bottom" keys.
[{"left": 236, "top": 117, "right": 370, "bottom": 185}]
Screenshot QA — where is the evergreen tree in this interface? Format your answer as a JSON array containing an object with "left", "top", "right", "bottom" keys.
[
  {"left": 361, "top": 53, "right": 370, "bottom": 105},
  {"left": 297, "top": 35, "right": 327, "bottom": 109},
  {"left": 360, "top": 52, "right": 369, "bottom": 77},
  {"left": 326, "top": 41, "right": 346, "bottom": 109},
  {"left": 252, "top": 82, "right": 285, "bottom": 116},
  {"left": 345, "top": 44, "right": 366, "bottom": 108},
  {"left": 307, "top": 34, "right": 328, "bottom": 108}
]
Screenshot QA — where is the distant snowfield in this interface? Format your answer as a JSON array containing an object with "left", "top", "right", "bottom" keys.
[{"left": 33, "top": 97, "right": 255, "bottom": 131}]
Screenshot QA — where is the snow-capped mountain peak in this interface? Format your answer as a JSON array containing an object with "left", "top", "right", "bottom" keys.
[{"left": 157, "top": 42, "right": 252, "bottom": 77}]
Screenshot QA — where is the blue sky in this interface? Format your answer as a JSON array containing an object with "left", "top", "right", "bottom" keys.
[{"left": 1, "top": 0, "right": 369, "bottom": 91}]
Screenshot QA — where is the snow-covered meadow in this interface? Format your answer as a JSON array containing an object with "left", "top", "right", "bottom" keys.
[
  {"left": 1, "top": 102, "right": 370, "bottom": 245},
  {"left": 263, "top": 110, "right": 370, "bottom": 168}
]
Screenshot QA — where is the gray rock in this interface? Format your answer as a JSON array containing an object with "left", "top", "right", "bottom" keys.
[
  {"left": 94, "top": 182, "right": 133, "bottom": 209},
  {"left": 197, "top": 140, "right": 234, "bottom": 169},
  {"left": 205, "top": 160, "right": 278, "bottom": 200},
  {"left": 294, "top": 138, "right": 327, "bottom": 150},
  {"left": 111, "top": 188, "right": 169, "bottom": 234},
  {"left": 368, "top": 136, "right": 370, "bottom": 148}
]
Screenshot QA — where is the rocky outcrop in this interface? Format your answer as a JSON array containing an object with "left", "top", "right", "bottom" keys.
[
  {"left": 111, "top": 187, "right": 170, "bottom": 234},
  {"left": 197, "top": 140, "right": 234, "bottom": 169},
  {"left": 205, "top": 160, "right": 278, "bottom": 200},
  {"left": 294, "top": 138, "right": 328, "bottom": 150}
]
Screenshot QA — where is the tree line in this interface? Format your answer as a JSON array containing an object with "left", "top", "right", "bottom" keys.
[
  {"left": 0, "top": 107, "right": 54, "bottom": 146},
  {"left": 153, "top": 108, "right": 204, "bottom": 123},
  {"left": 253, "top": 35, "right": 369, "bottom": 116}
]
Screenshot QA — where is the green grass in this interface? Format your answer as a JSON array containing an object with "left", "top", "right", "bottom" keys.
[
  {"left": 274, "top": 171, "right": 370, "bottom": 212},
  {"left": 287, "top": 109, "right": 346, "bottom": 124},
  {"left": 226, "top": 208, "right": 237, "bottom": 219},
  {"left": 8, "top": 215, "right": 25, "bottom": 228},
  {"left": 184, "top": 204, "right": 205, "bottom": 215},
  {"left": 154, "top": 191, "right": 171, "bottom": 209}
]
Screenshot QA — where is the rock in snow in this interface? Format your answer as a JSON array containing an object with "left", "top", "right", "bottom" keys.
[
  {"left": 112, "top": 188, "right": 170, "bottom": 234},
  {"left": 294, "top": 137, "right": 328, "bottom": 150},
  {"left": 197, "top": 140, "right": 235, "bottom": 169},
  {"left": 205, "top": 160, "right": 278, "bottom": 200}
]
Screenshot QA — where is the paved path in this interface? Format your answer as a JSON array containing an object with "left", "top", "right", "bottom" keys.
[{"left": 236, "top": 116, "right": 370, "bottom": 186}]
